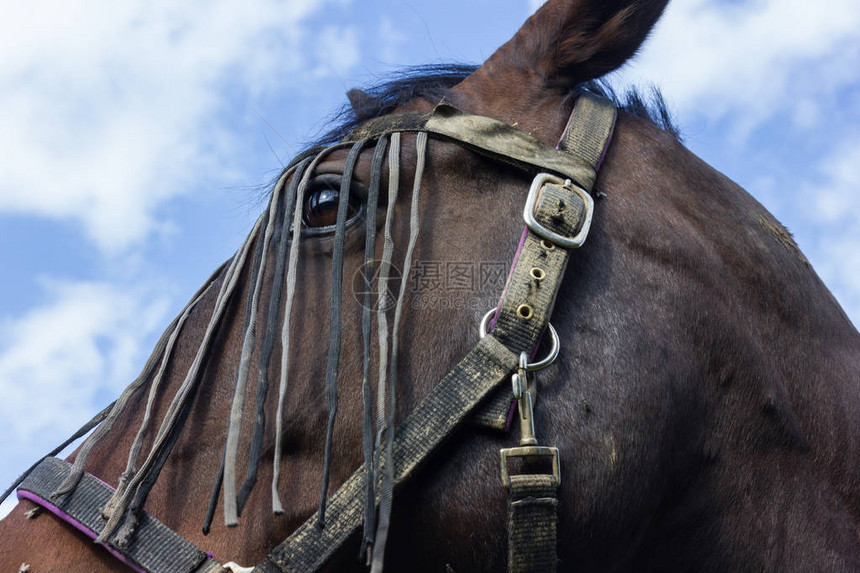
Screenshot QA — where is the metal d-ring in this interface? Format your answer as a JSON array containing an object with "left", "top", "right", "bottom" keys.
[{"left": 478, "top": 309, "right": 560, "bottom": 372}]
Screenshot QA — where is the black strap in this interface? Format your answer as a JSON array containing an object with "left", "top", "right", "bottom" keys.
[{"left": 18, "top": 457, "right": 223, "bottom": 573}]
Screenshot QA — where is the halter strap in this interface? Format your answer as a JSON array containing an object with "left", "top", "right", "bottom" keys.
[
  {"left": 17, "top": 457, "right": 224, "bottom": 573},
  {"left": 500, "top": 92, "right": 616, "bottom": 573},
  {"left": 11, "top": 92, "right": 616, "bottom": 573},
  {"left": 347, "top": 103, "right": 598, "bottom": 189},
  {"left": 255, "top": 92, "right": 617, "bottom": 573}
]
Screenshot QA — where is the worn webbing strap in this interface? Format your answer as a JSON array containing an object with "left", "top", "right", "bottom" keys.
[
  {"left": 347, "top": 104, "right": 596, "bottom": 189},
  {"left": 507, "top": 475, "right": 559, "bottom": 573},
  {"left": 18, "top": 457, "right": 222, "bottom": 573},
  {"left": 499, "top": 92, "right": 615, "bottom": 572},
  {"left": 560, "top": 92, "right": 616, "bottom": 169},
  {"left": 472, "top": 92, "right": 617, "bottom": 431},
  {"left": 254, "top": 334, "right": 518, "bottom": 573},
  {"left": 492, "top": 92, "right": 615, "bottom": 352}
]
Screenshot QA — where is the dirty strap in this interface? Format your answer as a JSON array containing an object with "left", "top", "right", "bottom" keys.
[
  {"left": 254, "top": 334, "right": 519, "bottom": 572},
  {"left": 346, "top": 103, "right": 598, "bottom": 190},
  {"left": 499, "top": 91, "right": 616, "bottom": 573},
  {"left": 18, "top": 457, "right": 224, "bottom": 573},
  {"left": 507, "top": 475, "right": 559, "bottom": 573}
]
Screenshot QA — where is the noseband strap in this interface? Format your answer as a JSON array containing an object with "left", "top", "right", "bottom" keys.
[{"left": 255, "top": 92, "right": 617, "bottom": 573}]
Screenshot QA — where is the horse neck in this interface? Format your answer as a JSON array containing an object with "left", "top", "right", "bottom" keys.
[
  {"left": 586, "top": 111, "right": 860, "bottom": 513},
  {"left": 602, "top": 112, "right": 860, "bottom": 376}
]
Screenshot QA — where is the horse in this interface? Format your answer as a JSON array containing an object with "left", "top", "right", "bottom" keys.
[{"left": 2, "top": 0, "right": 859, "bottom": 571}]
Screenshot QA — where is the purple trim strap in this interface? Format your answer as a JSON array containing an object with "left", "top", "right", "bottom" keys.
[
  {"left": 504, "top": 400, "right": 519, "bottom": 433},
  {"left": 489, "top": 93, "right": 617, "bottom": 433},
  {"left": 17, "top": 489, "right": 147, "bottom": 573},
  {"left": 595, "top": 118, "right": 617, "bottom": 171},
  {"left": 16, "top": 457, "right": 220, "bottom": 573},
  {"left": 557, "top": 110, "right": 577, "bottom": 150}
]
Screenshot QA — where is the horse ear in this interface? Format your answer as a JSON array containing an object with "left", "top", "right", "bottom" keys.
[
  {"left": 347, "top": 88, "right": 382, "bottom": 117},
  {"left": 528, "top": 0, "right": 669, "bottom": 86},
  {"left": 453, "top": 0, "right": 668, "bottom": 107}
]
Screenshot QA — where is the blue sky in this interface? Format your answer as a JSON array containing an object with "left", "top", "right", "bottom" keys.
[{"left": 1, "top": 0, "right": 858, "bottom": 518}]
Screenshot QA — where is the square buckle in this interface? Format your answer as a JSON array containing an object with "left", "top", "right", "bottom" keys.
[
  {"left": 499, "top": 446, "right": 561, "bottom": 487},
  {"left": 523, "top": 173, "right": 594, "bottom": 249}
]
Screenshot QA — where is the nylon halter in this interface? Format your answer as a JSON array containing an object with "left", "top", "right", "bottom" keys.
[
  {"left": 12, "top": 92, "right": 617, "bottom": 573},
  {"left": 258, "top": 92, "right": 618, "bottom": 573}
]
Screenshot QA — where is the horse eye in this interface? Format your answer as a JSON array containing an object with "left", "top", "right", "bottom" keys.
[{"left": 302, "top": 178, "right": 358, "bottom": 228}]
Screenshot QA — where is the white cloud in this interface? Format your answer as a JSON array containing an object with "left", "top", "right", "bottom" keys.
[
  {"left": 805, "top": 139, "right": 860, "bottom": 326},
  {"left": 819, "top": 237, "right": 860, "bottom": 326},
  {"left": 379, "top": 17, "right": 408, "bottom": 63},
  {"left": 0, "top": 275, "right": 175, "bottom": 509},
  {"left": 814, "top": 142, "right": 860, "bottom": 224},
  {"left": 615, "top": 0, "right": 860, "bottom": 132},
  {"left": 313, "top": 26, "right": 360, "bottom": 77},
  {"left": 0, "top": 279, "right": 170, "bottom": 441},
  {"left": 0, "top": 277, "right": 171, "bottom": 517},
  {"left": 0, "top": 0, "right": 356, "bottom": 254}
]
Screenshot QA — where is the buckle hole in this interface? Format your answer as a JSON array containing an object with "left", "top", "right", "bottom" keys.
[
  {"left": 516, "top": 304, "right": 534, "bottom": 320},
  {"left": 529, "top": 267, "right": 546, "bottom": 281}
]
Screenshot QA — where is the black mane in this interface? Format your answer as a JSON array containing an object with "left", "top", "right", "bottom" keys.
[
  {"left": 312, "top": 64, "right": 479, "bottom": 147},
  {"left": 310, "top": 64, "right": 681, "bottom": 148}
]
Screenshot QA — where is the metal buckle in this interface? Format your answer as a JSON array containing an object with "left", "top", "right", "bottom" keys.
[
  {"left": 499, "top": 446, "right": 561, "bottom": 487},
  {"left": 523, "top": 172, "right": 594, "bottom": 249}
]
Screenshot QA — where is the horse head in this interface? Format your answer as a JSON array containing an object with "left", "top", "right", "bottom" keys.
[{"left": 3, "top": 0, "right": 859, "bottom": 572}]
